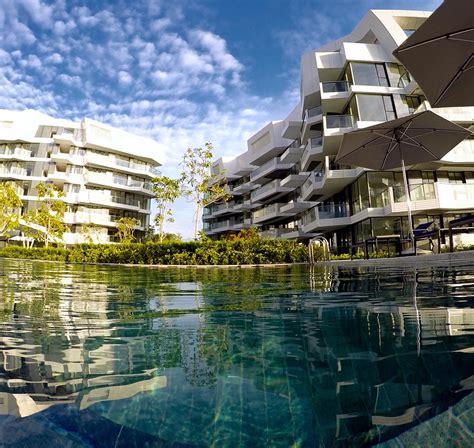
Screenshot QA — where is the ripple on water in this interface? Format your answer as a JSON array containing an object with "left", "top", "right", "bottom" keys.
[{"left": 0, "top": 259, "right": 473, "bottom": 447}]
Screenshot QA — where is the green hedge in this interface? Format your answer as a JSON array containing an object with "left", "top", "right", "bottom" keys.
[{"left": 0, "top": 239, "right": 309, "bottom": 265}]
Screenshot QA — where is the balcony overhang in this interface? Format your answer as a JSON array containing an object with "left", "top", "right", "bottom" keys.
[{"left": 281, "top": 120, "right": 302, "bottom": 139}]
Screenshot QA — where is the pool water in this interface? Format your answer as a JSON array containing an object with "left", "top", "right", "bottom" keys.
[{"left": 0, "top": 259, "right": 473, "bottom": 447}]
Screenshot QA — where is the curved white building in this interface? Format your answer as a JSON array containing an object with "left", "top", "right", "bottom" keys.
[
  {"left": 204, "top": 9, "right": 474, "bottom": 251},
  {"left": 0, "top": 109, "right": 162, "bottom": 244}
]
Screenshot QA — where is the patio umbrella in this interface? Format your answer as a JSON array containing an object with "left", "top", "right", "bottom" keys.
[
  {"left": 335, "top": 110, "right": 470, "bottom": 243},
  {"left": 393, "top": 0, "right": 474, "bottom": 107}
]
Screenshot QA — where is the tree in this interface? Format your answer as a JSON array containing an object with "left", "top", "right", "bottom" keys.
[
  {"left": 80, "top": 223, "right": 102, "bottom": 244},
  {"left": 152, "top": 176, "right": 182, "bottom": 243},
  {"left": 24, "top": 183, "right": 67, "bottom": 247},
  {"left": 180, "top": 142, "right": 231, "bottom": 239},
  {"left": 115, "top": 217, "right": 140, "bottom": 243},
  {"left": 0, "top": 182, "right": 22, "bottom": 238}
]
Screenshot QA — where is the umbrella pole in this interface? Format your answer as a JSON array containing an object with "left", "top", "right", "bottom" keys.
[{"left": 401, "top": 157, "right": 414, "bottom": 252}]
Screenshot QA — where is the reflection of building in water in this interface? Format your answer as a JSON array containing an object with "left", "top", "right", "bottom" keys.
[
  {"left": 193, "top": 275, "right": 474, "bottom": 446},
  {"left": 0, "top": 268, "right": 174, "bottom": 418},
  {"left": 0, "top": 376, "right": 166, "bottom": 418}
]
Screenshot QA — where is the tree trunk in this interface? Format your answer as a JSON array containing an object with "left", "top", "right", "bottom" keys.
[{"left": 194, "top": 203, "right": 202, "bottom": 240}]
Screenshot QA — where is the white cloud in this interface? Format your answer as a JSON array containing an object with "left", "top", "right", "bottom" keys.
[
  {"left": 44, "top": 52, "right": 63, "bottom": 64},
  {"left": 118, "top": 70, "right": 133, "bottom": 86}
]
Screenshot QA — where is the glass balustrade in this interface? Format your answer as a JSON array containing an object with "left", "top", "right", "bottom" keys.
[
  {"left": 325, "top": 115, "right": 356, "bottom": 129},
  {"left": 251, "top": 157, "right": 283, "bottom": 179},
  {"left": 317, "top": 202, "right": 349, "bottom": 219},
  {"left": 310, "top": 137, "right": 323, "bottom": 148},
  {"left": 322, "top": 81, "right": 349, "bottom": 93},
  {"left": 251, "top": 180, "right": 278, "bottom": 199},
  {"left": 307, "top": 105, "right": 322, "bottom": 118},
  {"left": 393, "top": 183, "right": 436, "bottom": 202}
]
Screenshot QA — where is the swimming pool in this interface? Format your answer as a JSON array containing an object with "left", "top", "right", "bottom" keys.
[{"left": 0, "top": 259, "right": 472, "bottom": 446}]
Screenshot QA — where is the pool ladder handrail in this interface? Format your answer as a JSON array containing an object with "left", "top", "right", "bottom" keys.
[{"left": 309, "top": 236, "right": 330, "bottom": 263}]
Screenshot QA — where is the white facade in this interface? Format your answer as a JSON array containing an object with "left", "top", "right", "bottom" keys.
[
  {"left": 0, "top": 109, "right": 162, "bottom": 244},
  {"left": 203, "top": 9, "right": 474, "bottom": 251}
]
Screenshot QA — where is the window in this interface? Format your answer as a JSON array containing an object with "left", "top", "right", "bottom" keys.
[
  {"left": 351, "top": 63, "right": 389, "bottom": 87},
  {"left": 356, "top": 95, "right": 396, "bottom": 122},
  {"left": 402, "top": 95, "right": 425, "bottom": 114},
  {"left": 448, "top": 172, "right": 464, "bottom": 184}
]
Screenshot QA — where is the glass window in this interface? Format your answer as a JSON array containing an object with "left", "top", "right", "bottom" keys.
[
  {"left": 448, "top": 172, "right": 464, "bottom": 184},
  {"left": 356, "top": 95, "right": 397, "bottom": 122},
  {"left": 368, "top": 172, "right": 392, "bottom": 208},
  {"left": 351, "top": 63, "right": 388, "bottom": 87}
]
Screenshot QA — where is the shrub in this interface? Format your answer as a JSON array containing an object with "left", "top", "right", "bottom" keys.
[{"left": 0, "top": 239, "right": 309, "bottom": 265}]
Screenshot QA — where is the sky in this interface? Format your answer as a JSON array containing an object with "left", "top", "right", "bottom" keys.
[{"left": 0, "top": 0, "right": 441, "bottom": 238}]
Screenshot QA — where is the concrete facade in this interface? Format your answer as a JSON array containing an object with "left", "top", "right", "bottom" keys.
[
  {"left": 0, "top": 109, "right": 162, "bottom": 244},
  {"left": 203, "top": 9, "right": 474, "bottom": 253}
]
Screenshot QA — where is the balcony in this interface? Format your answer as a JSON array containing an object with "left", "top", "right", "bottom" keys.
[
  {"left": 280, "top": 172, "right": 309, "bottom": 189},
  {"left": 0, "top": 166, "right": 28, "bottom": 177},
  {"left": 0, "top": 148, "right": 32, "bottom": 160},
  {"left": 301, "top": 171, "right": 325, "bottom": 200},
  {"left": 213, "top": 201, "right": 240, "bottom": 216},
  {"left": 322, "top": 81, "right": 350, "bottom": 93},
  {"left": 279, "top": 199, "right": 314, "bottom": 214},
  {"left": 48, "top": 170, "right": 84, "bottom": 184},
  {"left": 252, "top": 203, "right": 294, "bottom": 224},
  {"left": 323, "top": 115, "right": 356, "bottom": 152},
  {"left": 85, "top": 171, "right": 153, "bottom": 195},
  {"left": 250, "top": 179, "right": 293, "bottom": 203},
  {"left": 280, "top": 141, "right": 304, "bottom": 163},
  {"left": 321, "top": 81, "right": 351, "bottom": 113},
  {"left": 85, "top": 152, "right": 160, "bottom": 178},
  {"left": 325, "top": 115, "right": 356, "bottom": 129},
  {"left": 301, "top": 137, "right": 324, "bottom": 171},
  {"left": 301, "top": 106, "right": 323, "bottom": 142},
  {"left": 233, "top": 179, "right": 257, "bottom": 194},
  {"left": 281, "top": 119, "right": 303, "bottom": 139},
  {"left": 302, "top": 203, "right": 351, "bottom": 233},
  {"left": 386, "top": 183, "right": 474, "bottom": 215},
  {"left": 53, "top": 130, "right": 76, "bottom": 147},
  {"left": 72, "top": 191, "right": 149, "bottom": 212},
  {"left": 64, "top": 211, "right": 117, "bottom": 227},
  {"left": 233, "top": 199, "right": 252, "bottom": 211},
  {"left": 250, "top": 156, "right": 294, "bottom": 184},
  {"left": 51, "top": 152, "right": 85, "bottom": 166}
]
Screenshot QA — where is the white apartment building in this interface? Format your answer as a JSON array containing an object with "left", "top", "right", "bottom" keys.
[
  {"left": 203, "top": 9, "right": 474, "bottom": 252},
  {"left": 0, "top": 109, "right": 162, "bottom": 244}
]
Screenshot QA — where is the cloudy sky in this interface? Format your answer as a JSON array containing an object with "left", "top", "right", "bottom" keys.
[{"left": 0, "top": 0, "right": 441, "bottom": 238}]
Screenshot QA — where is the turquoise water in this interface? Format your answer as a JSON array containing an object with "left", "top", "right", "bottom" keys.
[{"left": 0, "top": 259, "right": 473, "bottom": 447}]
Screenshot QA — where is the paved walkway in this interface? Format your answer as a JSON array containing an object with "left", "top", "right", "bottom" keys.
[{"left": 323, "top": 250, "right": 474, "bottom": 268}]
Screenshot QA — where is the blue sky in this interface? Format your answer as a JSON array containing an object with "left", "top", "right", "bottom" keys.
[{"left": 0, "top": 0, "right": 441, "bottom": 238}]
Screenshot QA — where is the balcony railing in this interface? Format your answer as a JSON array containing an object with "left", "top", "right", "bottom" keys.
[
  {"left": 253, "top": 203, "right": 279, "bottom": 220},
  {"left": 317, "top": 202, "right": 350, "bottom": 219},
  {"left": 322, "top": 80, "right": 350, "bottom": 93},
  {"left": 326, "top": 115, "right": 356, "bottom": 129},
  {"left": 251, "top": 156, "right": 284, "bottom": 180},
  {"left": 310, "top": 137, "right": 323, "bottom": 148},
  {"left": 0, "top": 148, "right": 32, "bottom": 158},
  {"left": 393, "top": 183, "right": 436, "bottom": 202},
  {"left": 0, "top": 167, "right": 28, "bottom": 176},
  {"left": 251, "top": 180, "right": 279, "bottom": 200},
  {"left": 306, "top": 105, "right": 322, "bottom": 119}
]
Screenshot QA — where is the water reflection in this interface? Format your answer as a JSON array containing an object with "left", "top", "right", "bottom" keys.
[{"left": 0, "top": 260, "right": 473, "bottom": 447}]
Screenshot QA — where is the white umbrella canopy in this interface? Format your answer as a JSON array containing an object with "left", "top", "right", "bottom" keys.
[
  {"left": 335, "top": 110, "right": 471, "bottom": 245},
  {"left": 393, "top": 0, "right": 474, "bottom": 108}
]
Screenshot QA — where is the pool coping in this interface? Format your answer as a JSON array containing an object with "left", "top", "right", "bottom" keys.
[
  {"left": 321, "top": 249, "right": 474, "bottom": 268},
  {"left": 1, "top": 250, "right": 472, "bottom": 268}
]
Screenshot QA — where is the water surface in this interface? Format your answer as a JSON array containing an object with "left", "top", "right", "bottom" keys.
[{"left": 0, "top": 259, "right": 473, "bottom": 447}]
